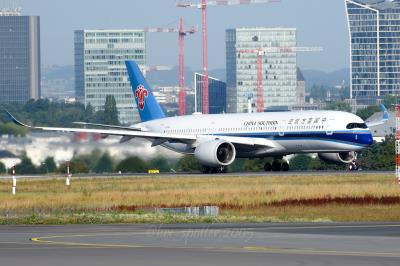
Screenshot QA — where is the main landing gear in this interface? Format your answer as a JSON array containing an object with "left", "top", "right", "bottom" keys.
[
  {"left": 201, "top": 165, "right": 228, "bottom": 174},
  {"left": 264, "top": 159, "right": 289, "bottom": 172}
]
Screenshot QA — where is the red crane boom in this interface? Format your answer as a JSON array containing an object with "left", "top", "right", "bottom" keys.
[
  {"left": 177, "top": 0, "right": 279, "bottom": 114},
  {"left": 144, "top": 23, "right": 196, "bottom": 115},
  {"left": 237, "top": 46, "right": 323, "bottom": 112}
]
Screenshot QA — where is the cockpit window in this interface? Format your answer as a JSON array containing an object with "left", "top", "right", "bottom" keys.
[{"left": 346, "top": 123, "right": 368, "bottom": 129}]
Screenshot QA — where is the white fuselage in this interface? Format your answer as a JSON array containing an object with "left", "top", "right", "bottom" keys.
[{"left": 138, "top": 111, "right": 373, "bottom": 158}]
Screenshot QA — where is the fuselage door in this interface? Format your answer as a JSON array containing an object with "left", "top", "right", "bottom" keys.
[
  {"left": 279, "top": 120, "right": 286, "bottom": 137},
  {"left": 326, "top": 118, "right": 334, "bottom": 135}
]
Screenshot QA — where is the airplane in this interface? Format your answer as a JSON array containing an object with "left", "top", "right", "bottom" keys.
[{"left": 6, "top": 60, "right": 388, "bottom": 173}]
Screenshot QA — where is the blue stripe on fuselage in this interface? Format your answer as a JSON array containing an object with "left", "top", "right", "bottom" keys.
[{"left": 213, "top": 130, "right": 373, "bottom": 147}]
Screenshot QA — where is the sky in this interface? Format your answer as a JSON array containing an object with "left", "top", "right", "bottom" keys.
[{"left": 8, "top": 0, "right": 349, "bottom": 72}]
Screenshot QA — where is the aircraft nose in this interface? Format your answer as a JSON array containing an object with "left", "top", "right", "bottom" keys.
[
  {"left": 357, "top": 131, "right": 373, "bottom": 146},
  {"left": 366, "top": 132, "right": 373, "bottom": 145}
]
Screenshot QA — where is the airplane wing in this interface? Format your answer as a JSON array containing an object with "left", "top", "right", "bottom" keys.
[
  {"left": 6, "top": 111, "right": 278, "bottom": 148},
  {"left": 366, "top": 104, "right": 389, "bottom": 127},
  {"left": 6, "top": 111, "right": 196, "bottom": 144}
]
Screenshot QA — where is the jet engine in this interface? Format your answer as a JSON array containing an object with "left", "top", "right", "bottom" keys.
[
  {"left": 195, "top": 140, "right": 236, "bottom": 167},
  {"left": 318, "top": 151, "right": 356, "bottom": 164}
]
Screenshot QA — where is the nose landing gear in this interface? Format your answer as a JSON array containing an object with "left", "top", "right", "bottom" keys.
[
  {"left": 348, "top": 153, "right": 360, "bottom": 171},
  {"left": 348, "top": 161, "right": 360, "bottom": 171}
]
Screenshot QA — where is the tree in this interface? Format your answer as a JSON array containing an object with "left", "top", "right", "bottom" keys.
[
  {"left": 0, "top": 161, "right": 6, "bottom": 174},
  {"left": 58, "top": 159, "right": 89, "bottom": 174},
  {"left": 74, "top": 150, "right": 102, "bottom": 171},
  {"left": 38, "top": 157, "right": 57, "bottom": 174},
  {"left": 92, "top": 153, "right": 114, "bottom": 173},
  {"left": 148, "top": 157, "right": 171, "bottom": 172},
  {"left": 382, "top": 95, "right": 400, "bottom": 110},
  {"left": 229, "top": 158, "right": 246, "bottom": 172},
  {"left": 0, "top": 123, "right": 28, "bottom": 136},
  {"left": 176, "top": 155, "right": 200, "bottom": 172},
  {"left": 326, "top": 102, "right": 352, "bottom": 112},
  {"left": 359, "top": 137, "right": 395, "bottom": 170},
  {"left": 289, "top": 155, "right": 312, "bottom": 170},
  {"left": 103, "top": 95, "right": 119, "bottom": 125},
  {"left": 356, "top": 105, "right": 380, "bottom": 120},
  {"left": 243, "top": 158, "right": 271, "bottom": 172},
  {"left": 84, "top": 103, "right": 95, "bottom": 122},
  {"left": 309, "top": 157, "right": 346, "bottom": 171},
  {"left": 115, "top": 156, "right": 148, "bottom": 173},
  {"left": 15, "top": 156, "right": 37, "bottom": 175}
]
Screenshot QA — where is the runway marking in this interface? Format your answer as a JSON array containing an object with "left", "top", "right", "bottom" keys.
[
  {"left": 247, "top": 224, "right": 400, "bottom": 230},
  {"left": 30, "top": 231, "right": 400, "bottom": 258},
  {"left": 0, "top": 241, "right": 37, "bottom": 245}
]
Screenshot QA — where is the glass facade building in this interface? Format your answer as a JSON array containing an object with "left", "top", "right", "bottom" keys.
[
  {"left": 226, "top": 28, "right": 297, "bottom": 113},
  {"left": 345, "top": 0, "right": 400, "bottom": 104},
  {"left": 0, "top": 12, "right": 40, "bottom": 103},
  {"left": 74, "top": 29, "right": 146, "bottom": 125},
  {"left": 195, "top": 72, "right": 226, "bottom": 114}
]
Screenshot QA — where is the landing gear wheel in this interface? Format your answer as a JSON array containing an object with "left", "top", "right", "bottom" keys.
[
  {"left": 264, "top": 162, "right": 272, "bottom": 172},
  {"left": 271, "top": 161, "right": 282, "bottom": 172},
  {"left": 219, "top": 166, "right": 228, "bottom": 174},
  {"left": 201, "top": 166, "right": 211, "bottom": 174},
  {"left": 348, "top": 162, "right": 359, "bottom": 171},
  {"left": 204, "top": 166, "right": 228, "bottom": 174},
  {"left": 281, "top": 162, "right": 289, "bottom": 172}
]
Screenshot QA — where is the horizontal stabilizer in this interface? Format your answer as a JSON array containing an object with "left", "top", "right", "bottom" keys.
[{"left": 366, "top": 104, "right": 390, "bottom": 127}]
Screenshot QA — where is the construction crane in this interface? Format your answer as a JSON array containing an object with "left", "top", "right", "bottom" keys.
[
  {"left": 237, "top": 46, "right": 323, "bottom": 112},
  {"left": 144, "top": 22, "right": 196, "bottom": 116},
  {"left": 177, "top": 0, "right": 280, "bottom": 114},
  {"left": 178, "top": 17, "right": 187, "bottom": 116}
]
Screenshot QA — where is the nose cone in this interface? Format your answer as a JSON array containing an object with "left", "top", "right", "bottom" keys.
[
  {"left": 364, "top": 131, "right": 374, "bottom": 146},
  {"left": 367, "top": 133, "right": 373, "bottom": 145}
]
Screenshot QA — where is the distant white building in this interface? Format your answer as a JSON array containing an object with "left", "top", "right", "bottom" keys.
[
  {"left": 153, "top": 86, "right": 180, "bottom": 105},
  {"left": 74, "top": 29, "right": 146, "bottom": 125}
]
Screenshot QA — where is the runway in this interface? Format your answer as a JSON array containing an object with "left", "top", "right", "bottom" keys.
[
  {"left": 1, "top": 223, "right": 400, "bottom": 265},
  {"left": 0, "top": 170, "right": 394, "bottom": 180}
]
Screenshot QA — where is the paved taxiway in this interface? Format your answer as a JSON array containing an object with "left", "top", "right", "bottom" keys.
[{"left": 1, "top": 223, "right": 400, "bottom": 265}]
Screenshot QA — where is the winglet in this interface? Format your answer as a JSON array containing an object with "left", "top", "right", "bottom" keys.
[
  {"left": 4, "top": 110, "right": 33, "bottom": 128},
  {"left": 380, "top": 104, "right": 389, "bottom": 121}
]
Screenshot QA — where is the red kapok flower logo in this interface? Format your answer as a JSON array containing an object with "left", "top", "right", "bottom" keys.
[{"left": 135, "top": 85, "right": 148, "bottom": 111}]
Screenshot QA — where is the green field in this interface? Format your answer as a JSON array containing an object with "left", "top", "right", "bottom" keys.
[{"left": 0, "top": 173, "right": 400, "bottom": 224}]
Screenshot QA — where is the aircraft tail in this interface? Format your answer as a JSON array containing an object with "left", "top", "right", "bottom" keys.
[{"left": 125, "top": 60, "right": 165, "bottom": 122}]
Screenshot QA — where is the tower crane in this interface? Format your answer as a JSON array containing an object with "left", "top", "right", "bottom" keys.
[
  {"left": 143, "top": 22, "right": 196, "bottom": 115},
  {"left": 237, "top": 46, "right": 323, "bottom": 112},
  {"left": 177, "top": 0, "right": 280, "bottom": 114}
]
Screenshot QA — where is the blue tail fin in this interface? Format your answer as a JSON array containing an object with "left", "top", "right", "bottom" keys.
[{"left": 125, "top": 60, "right": 165, "bottom": 122}]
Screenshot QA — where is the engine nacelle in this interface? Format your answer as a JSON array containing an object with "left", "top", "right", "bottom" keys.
[
  {"left": 318, "top": 151, "right": 356, "bottom": 164},
  {"left": 195, "top": 140, "right": 236, "bottom": 167}
]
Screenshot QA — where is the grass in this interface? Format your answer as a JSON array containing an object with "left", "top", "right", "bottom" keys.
[{"left": 0, "top": 173, "right": 399, "bottom": 224}]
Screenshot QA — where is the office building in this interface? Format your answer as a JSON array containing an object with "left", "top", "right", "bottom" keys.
[
  {"left": 226, "top": 27, "right": 297, "bottom": 113},
  {"left": 0, "top": 8, "right": 40, "bottom": 103},
  {"left": 195, "top": 73, "right": 226, "bottom": 114},
  {"left": 74, "top": 29, "right": 146, "bottom": 124},
  {"left": 345, "top": 0, "right": 400, "bottom": 104}
]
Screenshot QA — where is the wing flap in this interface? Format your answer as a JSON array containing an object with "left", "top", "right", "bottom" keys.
[{"left": 72, "top": 122, "right": 142, "bottom": 131}]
